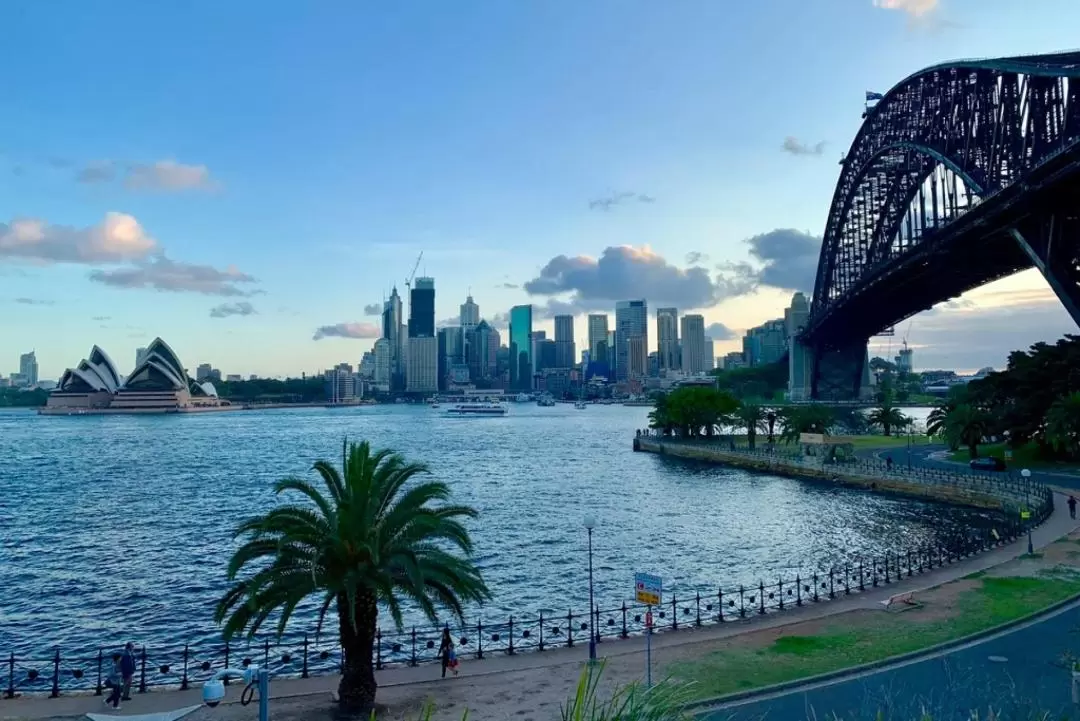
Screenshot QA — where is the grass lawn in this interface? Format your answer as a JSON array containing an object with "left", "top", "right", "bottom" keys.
[
  {"left": 669, "top": 568, "right": 1080, "bottom": 700},
  {"left": 947, "top": 442, "right": 1080, "bottom": 473},
  {"left": 842, "top": 434, "right": 935, "bottom": 450}
]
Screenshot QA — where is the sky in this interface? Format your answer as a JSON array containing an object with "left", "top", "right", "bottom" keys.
[{"left": 3, "top": 0, "right": 1079, "bottom": 380}]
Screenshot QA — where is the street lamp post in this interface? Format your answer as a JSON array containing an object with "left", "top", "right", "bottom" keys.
[
  {"left": 202, "top": 666, "right": 269, "bottom": 721},
  {"left": 1021, "top": 468, "right": 1034, "bottom": 555},
  {"left": 583, "top": 516, "right": 597, "bottom": 663}
]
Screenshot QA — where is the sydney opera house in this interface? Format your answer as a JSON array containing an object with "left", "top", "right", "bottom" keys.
[{"left": 44, "top": 337, "right": 232, "bottom": 414}]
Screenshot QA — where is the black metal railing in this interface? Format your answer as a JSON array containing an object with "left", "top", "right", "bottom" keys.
[{"left": 4, "top": 482, "right": 1051, "bottom": 700}]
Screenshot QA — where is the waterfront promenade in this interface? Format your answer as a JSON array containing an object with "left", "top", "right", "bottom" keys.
[{"left": 6, "top": 493, "right": 1078, "bottom": 721}]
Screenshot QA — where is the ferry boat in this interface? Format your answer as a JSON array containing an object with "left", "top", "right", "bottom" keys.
[
  {"left": 537, "top": 395, "right": 555, "bottom": 407},
  {"left": 446, "top": 402, "right": 508, "bottom": 416}
]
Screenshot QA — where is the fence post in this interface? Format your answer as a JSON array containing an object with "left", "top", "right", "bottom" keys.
[
  {"left": 594, "top": 605, "right": 601, "bottom": 644},
  {"left": 621, "top": 603, "right": 628, "bottom": 638},
  {"left": 812, "top": 573, "right": 819, "bottom": 602},
  {"left": 263, "top": 638, "right": 270, "bottom": 668},
  {"left": 50, "top": 648, "right": 60, "bottom": 698},
  {"left": 302, "top": 635, "right": 310, "bottom": 679},
  {"left": 223, "top": 643, "right": 230, "bottom": 686},
  {"left": 181, "top": 644, "right": 190, "bottom": 690},
  {"left": 566, "top": 610, "right": 574, "bottom": 648},
  {"left": 695, "top": 592, "right": 702, "bottom": 627},
  {"left": 508, "top": 616, "right": 515, "bottom": 655},
  {"left": 477, "top": 621, "right": 484, "bottom": 660},
  {"left": 843, "top": 564, "right": 851, "bottom": 595},
  {"left": 5, "top": 651, "right": 14, "bottom": 699},
  {"left": 94, "top": 650, "right": 102, "bottom": 696},
  {"left": 739, "top": 585, "right": 747, "bottom": 617},
  {"left": 718, "top": 588, "right": 725, "bottom": 622},
  {"left": 375, "top": 629, "right": 382, "bottom": 671},
  {"left": 795, "top": 575, "right": 802, "bottom": 606},
  {"left": 410, "top": 628, "right": 418, "bottom": 667},
  {"left": 828, "top": 569, "right": 835, "bottom": 599},
  {"left": 777, "top": 578, "right": 785, "bottom": 611},
  {"left": 885, "top": 553, "right": 892, "bottom": 584},
  {"left": 858, "top": 562, "right": 865, "bottom": 591},
  {"left": 539, "top": 611, "right": 545, "bottom": 652},
  {"left": 138, "top": 646, "right": 147, "bottom": 694},
  {"left": 758, "top": 582, "right": 766, "bottom": 615}
]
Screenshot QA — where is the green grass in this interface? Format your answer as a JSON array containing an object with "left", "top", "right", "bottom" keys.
[
  {"left": 843, "top": 435, "right": 934, "bottom": 450},
  {"left": 670, "top": 573, "right": 1080, "bottom": 700},
  {"left": 947, "top": 441, "right": 1080, "bottom": 472}
]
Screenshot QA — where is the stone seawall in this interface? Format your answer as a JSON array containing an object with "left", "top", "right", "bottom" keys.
[{"left": 634, "top": 437, "right": 1029, "bottom": 512}]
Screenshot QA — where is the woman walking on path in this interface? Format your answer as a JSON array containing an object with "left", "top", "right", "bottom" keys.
[
  {"left": 438, "top": 628, "right": 459, "bottom": 678},
  {"left": 103, "top": 654, "right": 123, "bottom": 710}
]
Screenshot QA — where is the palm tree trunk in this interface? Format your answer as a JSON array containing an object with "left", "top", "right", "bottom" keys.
[
  {"left": 747, "top": 427, "right": 756, "bottom": 450},
  {"left": 337, "top": 593, "right": 378, "bottom": 712}
]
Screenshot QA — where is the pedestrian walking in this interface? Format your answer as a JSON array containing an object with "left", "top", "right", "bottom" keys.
[
  {"left": 1069, "top": 495, "right": 1076, "bottom": 520},
  {"left": 120, "top": 642, "right": 137, "bottom": 701},
  {"left": 103, "top": 654, "right": 123, "bottom": 710},
  {"left": 885, "top": 455, "right": 893, "bottom": 470},
  {"left": 438, "top": 627, "right": 459, "bottom": 678}
]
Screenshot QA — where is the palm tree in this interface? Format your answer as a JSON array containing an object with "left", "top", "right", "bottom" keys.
[
  {"left": 778, "top": 404, "right": 834, "bottom": 444},
  {"left": 925, "top": 400, "right": 953, "bottom": 441},
  {"left": 736, "top": 403, "right": 766, "bottom": 449},
  {"left": 1046, "top": 392, "right": 1080, "bottom": 458},
  {"left": 214, "top": 440, "right": 491, "bottom": 712},
  {"left": 943, "top": 404, "right": 990, "bottom": 459},
  {"left": 867, "top": 397, "right": 911, "bottom": 437}
]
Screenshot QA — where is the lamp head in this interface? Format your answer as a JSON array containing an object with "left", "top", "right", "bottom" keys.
[
  {"left": 202, "top": 679, "right": 225, "bottom": 708},
  {"left": 583, "top": 516, "right": 596, "bottom": 531}
]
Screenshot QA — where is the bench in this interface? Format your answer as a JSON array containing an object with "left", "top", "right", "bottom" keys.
[{"left": 880, "top": 590, "right": 918, "bottom": 610}]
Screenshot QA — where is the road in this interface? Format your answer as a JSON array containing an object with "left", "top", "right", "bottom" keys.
[
  {"left": 860, "top": 443, "right": 1080, "bottom": 491},
  {"left": 702, "top": 598, "right": 1080, "bottom": 721}
]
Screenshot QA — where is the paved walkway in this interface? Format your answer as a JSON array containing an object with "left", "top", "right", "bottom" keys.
[
  {"left": 704, "top": 596, "right": 1080, "bottom": 720},
  {"left": 865, "top": 444, "right": 1080, "bottom": 487},
  {"left": 4, "top": 493, "right": 1078, "bottom": 720}
]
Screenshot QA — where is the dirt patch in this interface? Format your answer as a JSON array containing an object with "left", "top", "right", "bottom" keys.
[{"left": 899, "top": 578, "right": 980, "bottom": 623}]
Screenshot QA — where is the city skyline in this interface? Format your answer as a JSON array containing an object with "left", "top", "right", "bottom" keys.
[{"left": 4, "top": 0, "right": 1080, "bottom": 379}]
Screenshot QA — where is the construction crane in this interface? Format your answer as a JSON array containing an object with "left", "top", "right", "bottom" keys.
[{"left": 404, "top": 251, "right": 423, "bottom": 327}]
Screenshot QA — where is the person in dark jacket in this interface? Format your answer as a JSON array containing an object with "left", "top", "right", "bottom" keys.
[
  {"left": 120, "top": 642, "right": 137, "bottom": 701},
  {"left": 103, "top": 654, "right": 123, "bottom": 710}
]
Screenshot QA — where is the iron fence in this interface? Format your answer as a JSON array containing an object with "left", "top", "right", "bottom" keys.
[{"left": 4, "top": 483, "right": 1051, "bottom": 700}]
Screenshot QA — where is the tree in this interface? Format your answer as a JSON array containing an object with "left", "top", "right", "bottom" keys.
[
  {"left": 778, "top": 404, "right": 834, "bottom": 444},
  {"left": 648, "top": 394, "right": 674, "bottom": 436},
  {"left": 867, "top": 396, "right": 911, "bottom": 437},
  {"left": 1046, "top": 392, "right": 1080, "bottom": 458},
  {"left": 712, "top": 356, "right": 789, "bottom": 401},
  {"left": 650, "top": 386, "right": 739, "bottom": 438},
  {"left": 926, "top": 399, "right": 959, "bottom": 450},
  {"left": 943, "top": 404, "right": 990, "bottom": 459},
  {"left": 736, "top": 403, "right": 767, "bottom": 449},
  {"left": 214, "top": 440, "right": 490, "bottom": 712}
]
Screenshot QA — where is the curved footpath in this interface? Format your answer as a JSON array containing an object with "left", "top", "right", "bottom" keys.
[
  {"left": 5, "top": 495, "right": 1079, "bottom": 721},
  {"left": 864, "top": 444, "right": 1080, "bottom": 489}
]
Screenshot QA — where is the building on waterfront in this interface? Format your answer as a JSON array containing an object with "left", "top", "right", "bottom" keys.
[
  {"left": 614, "top": 300, "right": 647, "bottom": 381},
  {"left": 406, "top": 336, "right": 438, "bottom": 393},
  {"left": 679, "top": 314, "right": 707, "bottom": 374},
  {"left": 326, "top": 363, "right": 363, "bottom": 402},
  {"left": 722, "top": 351, "right": 746, "bottom": 370},
  {"left": 47, "top": 338, "right": 228, "bottom": 413},
  {"left": 627, "top": 336, "right": 647, "bottom": 379},
  {"left": 372, "top": 338, "right": 392, "bottom": 392},
  {"left": 743, "top": 318, "right": 787, "bottom": 367},
  {"left": 553, "top": 314, "right": 576, "bottom": 369},
  {"left": 587, "top": 314, "right": 609, "bottom": 362},
  {"left": 437, "top": 326, "right": 463, "bottom": 391},
  {"left": 786, "top": 292, "right": 813, "bottom": 401},
  {"left": 409, "top": 277, "right": 436, "bottom": 338},
  {"left": 381, "top": 287, "right": 406, "bottom": 391},
  {"left": 896, "top": 342, "right": 914, "bottom": 373},
  {"left": 460, "top": 294, "right": 480, "bottom": 328},
  {"left": 656, "top": 308, "right": 679, "bottom": 372},
  {"left": 509, "top": 304, "right": 533, "bottom": 390},
  {"left": 465, "top": 319, "right": 498, "bottom": 381},
  {"left": 19, "top": 352, "right": 38, "bottom": 387},
  {"left": 704, "top": 339, "right": 715, "bottom": 371}
]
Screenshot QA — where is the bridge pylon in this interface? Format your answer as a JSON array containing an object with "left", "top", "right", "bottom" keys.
[{"left": 809, "top": 340, "right": 873, "bottom": 403}]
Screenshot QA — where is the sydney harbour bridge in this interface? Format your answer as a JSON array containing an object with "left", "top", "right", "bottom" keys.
[{"left": 798, "top": 51, "right": 1080, "bottom": 400}]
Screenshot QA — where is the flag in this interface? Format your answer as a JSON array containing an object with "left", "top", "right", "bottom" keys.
[{"left": 866, "top": 91, "right": 885, "bottom": 102}]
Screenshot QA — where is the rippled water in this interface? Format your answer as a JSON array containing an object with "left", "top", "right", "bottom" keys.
[{"left": 0, "top": 404, "right": 988, "bottom": 661}]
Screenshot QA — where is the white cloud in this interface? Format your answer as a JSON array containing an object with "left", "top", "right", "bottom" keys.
[
  {"left": 125, "top": 160, "right": 217, "bottom": 191},
  {"left": 781, "top": 138, "right": 826, "bottom": 156},
  {"left": 312, "top": 322, "right": 382, "bottom": 341},
  {"left": 210, "top": 301, "right": 258, "bottom": 318},
  {"left": 0, "top": 212, "right": 158, "bottom": 265},
  {"left": 90, "top": 255, "right": 259, "bottom": 296},
  {"left": 873, "top": 0, "right": 939, "bottom": 17}
]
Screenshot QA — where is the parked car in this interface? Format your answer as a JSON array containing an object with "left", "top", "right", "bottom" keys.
[{"left": 969, "top": 456, "right": 1007, "bottom": 471}]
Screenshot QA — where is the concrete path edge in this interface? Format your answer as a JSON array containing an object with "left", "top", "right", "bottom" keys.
[{"left": 684, "top": 588, "right": 1080, "bottom": 714}]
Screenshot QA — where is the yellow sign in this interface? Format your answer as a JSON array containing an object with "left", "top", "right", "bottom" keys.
[
  {"left": 1021, "top": 509, "right": 1032, "bottom": 520},
  {"left": 635, "top": 572, "right": 662, "bottom": 606}
]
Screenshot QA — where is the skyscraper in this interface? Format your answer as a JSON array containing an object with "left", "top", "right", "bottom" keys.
[
  {"left": 614, "top": 300, "right": 648, "bottom": 381},
  {"left": 19, "top": 351, "right": 38, "bottom": 386},
  {"left": 787, "top": 292, "right": 812, "bottom": 401},
  {"left": 509, "top": 305, "right": 533, "bottom": 390},
  {"left": 679, "top": 314, "right": 707, "bottom": 374},
  {"left": 408, "top": 277, "right": 436, "bottom": 338},
  {"left": 460, "top": 294, "right": 480, "bottom": 328},
  {"left": 553, "top": 315, "right": 576, "bottom": 368},
  {"left": 656, "top": 308, "right": 679, "bottom": 372},
  {"left": 587, "top": 315, "right": 609, "bottom": 359},
  {"left": 382, "top": 288, "right": 405, "bottom": 390}
]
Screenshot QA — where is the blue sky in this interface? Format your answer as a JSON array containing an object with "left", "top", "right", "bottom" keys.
[{"left": 3, "top": 0, "right": 1079, "bottom": 380}]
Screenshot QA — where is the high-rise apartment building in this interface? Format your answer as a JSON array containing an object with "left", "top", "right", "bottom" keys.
[
  {"left": 509, "top": 305, "right": 533, "bottom": 390},
  {"left": 437, "top": 326, "right": 462, "bottom": 391},
  {"left": 464, "top": 320, "right": 499, "bottom": 381},
  {"left": 460, "top": 294, "right": 480, "bottom": 328},
  {"left": 656, "top": 308, "right": 679, "bottom": 372},
  {"left": 19, "top": 351, "right": 38, "bottom": 386},
  {"left": 704, "top": 339, "right": 715, "bottom": 371},
  {"left": 406, "top": 336, "right": 438, "bottom": 393},
  {"left": 381, "top": 288, "right": 405, "bottom": 390},
  {"left": 372, "top": 338, "right": 392, "bottom": 392},
  {"left": 615, "top": 300, "right": 648, "bottom": 381},
  {"left": 587, "top": 315, "right": 608, "bottom": 360},
  {"left": 786, "top": 292, "right": 812, "bottom": 401},
  {"left": 744, "top": 319, "right": 787, "bottom": 367},
  {"left": 627, "top": 336, "right": 647, "bottom": 379},
  {"left": 679, "top": 314, "right": 707, "bottom": 374},
  {"left": 553, "top": 315, "right": 576, "bottom": 368}
]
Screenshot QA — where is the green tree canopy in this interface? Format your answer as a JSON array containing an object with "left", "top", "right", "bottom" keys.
[{"left": 648, "top": 386, "right": 739, "bottom": 438}]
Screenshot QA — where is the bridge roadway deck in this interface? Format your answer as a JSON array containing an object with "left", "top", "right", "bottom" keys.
[{"left": 3, "top": 495, "right": 1077, "bottom": 721}]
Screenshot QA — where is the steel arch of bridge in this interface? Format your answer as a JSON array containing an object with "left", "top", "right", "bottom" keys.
[{"left": 804, "top": 51, "right": 1080, "bottom": 352}]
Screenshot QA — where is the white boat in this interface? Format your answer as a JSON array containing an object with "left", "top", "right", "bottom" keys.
[
  {"left": 574, "top": 400, "right": 587, "bottom": 410},
  {"left": 446, "top": 402, "right": 508, "bottom": 416}
]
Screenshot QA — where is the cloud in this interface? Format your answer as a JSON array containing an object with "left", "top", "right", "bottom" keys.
[
  {"left": 437, "top": 316, "right": 459, "bottom": 328},
  {"left": 685, "top": 251, "right": 709, "bottom": 265},
  {"left": 740, "top": 228, "right": 822, "bottom": 294},
  {"left": 91, "top": 315, "right": 111, "bottom": 321},
  {"left": 782, "top": 137, "right": 827, "bottom": 156},
  {"left": 0, "top": 212, "right": 158, "bottom": 265},
  {"left": 498, "top": 282, "right": 519, "bottom": 289},
  {"left": 14, "top": 297, "right": 54, "bottom": 306},
  {"left": 89, "top": 255, "right": 259, "bottom": 296},
  {"left": 705, "top": 322, "right": 738, "bottom": 341},
  {"left": 74, "top": 159, "right": 217, "bottom": 192},
  {"left": 312, "top": 322, "right": 382, "bottom": 341},
  {"left": 524, "top": 245, "right": 756, "bottom": 315},
  {"left": 363, "top": 303, "right": 382, "bottom": 315},
  {"left": 486, "top": 312, "right": 510, "bottom": 329},
  {"left": 209, "top": 301, "right": 257, "bottom": 318},
  {"left": 872, "top": 0, "right": 938, "bottom": 17},
  {"left": 125, "top": 161, "right": 216, "bottom": 191},
  {"left": 588, "top": 192, "right": 656, "bottom": 212}
]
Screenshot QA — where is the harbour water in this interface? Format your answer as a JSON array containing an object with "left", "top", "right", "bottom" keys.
[{"left": 0, "top": 404, "right": 984, "bottom": 660}]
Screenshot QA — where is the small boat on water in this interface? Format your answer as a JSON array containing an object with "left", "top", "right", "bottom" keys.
[
  {"left": 537, "top": 395, "right": 555, "bottom": 407},
  {"left": 447, "top": 402, "right": 508, "bottom": 416},
  {"left": 574, "top": 400, "right": 587, "bottom": 410}
]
